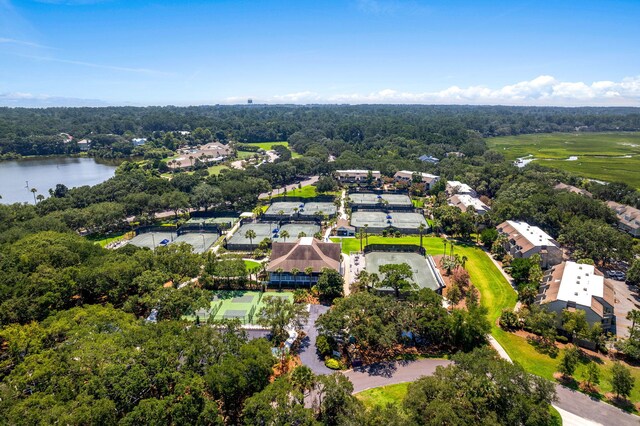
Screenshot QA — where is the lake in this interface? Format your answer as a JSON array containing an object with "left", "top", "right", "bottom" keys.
[{"left": 0, "top": 157, "right": 119, "bottom": 204}]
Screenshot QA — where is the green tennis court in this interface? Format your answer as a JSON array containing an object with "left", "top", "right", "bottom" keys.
[{"left": 183, "top": 290, "right": 294, "bottom": 324}]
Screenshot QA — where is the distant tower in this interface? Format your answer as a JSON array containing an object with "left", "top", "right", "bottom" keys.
[{"left": 247, "top": 98, "right": 253, "bottom": 104}]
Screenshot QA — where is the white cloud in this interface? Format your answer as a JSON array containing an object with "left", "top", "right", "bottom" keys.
[
  {"left": 227, "top": 75, "right": 640, "bottom": 106},
  {"left": 0, "top": 37, "right": 49, "bottom": 48},
  {"left": 0, "top": 92, "right": 109, "bottom": 107},
  {"left": 14, "top": 53, "right": 172, "bottom": 76}
]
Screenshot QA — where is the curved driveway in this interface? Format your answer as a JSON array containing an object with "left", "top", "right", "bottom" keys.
[
  {"left": 340, "top": 357, "right": 639, "bottom": 426},
  {"left": 343, "top": 358, "right": 451, "bottom": 393}
]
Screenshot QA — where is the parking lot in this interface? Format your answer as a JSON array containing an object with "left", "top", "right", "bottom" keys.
[{"left": 611, "top": 278, "right": 640, "bottom": 338}]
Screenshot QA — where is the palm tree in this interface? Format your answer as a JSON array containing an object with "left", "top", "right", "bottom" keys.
[
  {"left": 276, "top": 267, "right": 284, "bottom": 290},
  {"left": 36, "top": 194, "right": 45, "bottom": 203},
  {"left": 461, "top": 255, "right": 468, "bottom": 269},
  {"left": 305, "top": 266, "right": 314, "bottom": 286},
  {"left": 245, "top": 229, "right": 257, "bottom": 246},
  {"left": 418, "top": 223, "right": 426, "bottom": 251},
  {"left": 291, "top": 267, "right": 300, "bottom": 289},
  {"left": 297, "top": 231, "right": 307, "bottom": 239},
  {"left": 189, "top": 155, "right": 194, "bottom": 167},
  {"left": 278, "top": 210, "right": 285, "bottom": 217},
  {"left": 355, "top": 270, "right": 369, "bottom": 292},
  {"left": 30, "top": 187, "right": 38, "bottom": 205},
  {"left": 368, "top": 272, "right": 380, "bottom": 291},
  {"left": 363, "top": 224, "right": 369, "bottom": 245},
  {"left": 442, "top": 238, "right": 448, "bottom": 258},
  {"left": 627, "top": 310, "right": 640, "bottom": 338},
  {"left": 357, "top": 230, "right": 364, "bottom": 252},
  {"left": 252, "top": 206, "right": 263, "bottom": 219},
  {"left": 280, "top": 230, "right": 290, "bottom": 243}
]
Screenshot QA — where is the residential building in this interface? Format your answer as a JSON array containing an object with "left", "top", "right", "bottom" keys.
[
  {"left": 448, "top": 194, "right": 490, "bottom": 214},
  {"left": 393, "top": 170, "right": 440, "bottom": 190},
  {"left": 606, "top": 201, "right": 640, "bottom": 237},
  {"left": 497, "top": 220, "right": 563, "bottom": 268},
  {"left": 169, "top": 142, "right": 232, "bottom": 169},
  {"left": 537, "top": 261, "right": 614, "bottom": 332},
  {"left": 554, "top": 183, "right": 593, "bottom": 198},
  {"left": 445, "top": 151, "right": 465, "bottom": 158},
  {"left": 446, "top": 181, "right": 477, "bottom": 197},
  {"left": 267, "top": 237, "right": 342, "bottom": 287},
  {"left": 131, "top": 138, "right": 147, "bottom": 146},
  {"left": 418, "top": 154, "right": 439, "bottom": 164},
  {"left": 76, "top": 139, "right": 91, "bottom": 151},
  {"left": 335, "top": 169, "right": 381, "bottom": 184}
]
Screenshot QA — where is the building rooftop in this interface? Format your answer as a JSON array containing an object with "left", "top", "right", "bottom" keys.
[
  {"left": 447, "top": 181, "right": 475, "bottom": 195},
  {"left": 554, "top": 183, "right": 593, "bottom": 198},
  {"left": 500, "top": 220, "right": 557, "bottom": 248},
  {"left": 540, "top": 262, "right": 614, "bottom": 315},
  {"left": 336, "top": 169, "right": 381, "bottom": 175},
  {"left": 607, "top": 201, "right": 640, "bottom": 230},
  {"left": 555, "top": 262, "right": 604, "bottom": 307},
  {"left": 448, "top": 194, "right": 489, "bottom": 213},
  {"left": 267, "top": 238, "right": 341, "bottom": 273}
]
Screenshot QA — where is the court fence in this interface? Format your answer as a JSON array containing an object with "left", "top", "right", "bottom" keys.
[{"left": 363, "top": 243, "right": 426, "bottom": 256}]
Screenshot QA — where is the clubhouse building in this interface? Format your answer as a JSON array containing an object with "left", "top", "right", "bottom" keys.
[{"left": 267, "top": 237, "right": 342, "bottom": 287}]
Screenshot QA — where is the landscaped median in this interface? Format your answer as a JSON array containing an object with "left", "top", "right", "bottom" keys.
[{"left": 355, "top": 383, "right": 563, "bottom": 424}]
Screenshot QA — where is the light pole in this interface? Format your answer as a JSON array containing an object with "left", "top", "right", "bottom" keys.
[
  {"left": 151, "top": 233, "right": 156, "bottom": 249},
  {"left": 201, "top": 233, "right": 205, "bottom": 251}
]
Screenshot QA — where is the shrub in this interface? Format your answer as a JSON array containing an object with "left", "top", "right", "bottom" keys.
[
  {"left": 325, "top": 358, "right": 341, "bottom": 370},
  {"left": 499, "top": 309, "right": 520, "bottom": 330},
  {"left": 451, "top": 267, "right": 470, "bottom": 287},
  {"left": 316, "top": 335, "right": 333, "bottom": 357},
  {"left": 293, "top": 289, "right": 309, "bottom": 304}
]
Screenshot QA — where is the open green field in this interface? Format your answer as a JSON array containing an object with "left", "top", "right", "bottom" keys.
[
  {"left": 86, "top": 231, "right": 131, "bottom": 247},
  {"left": 488, "top": 132, "right": 640, "bottom": 188},
  {"left": 275, "top": 185, "right": 318, "bottom": 198},
  {"left": 206, "top": 164, "right": 228, "bottom": 175},
  {"left": 243, "top": 259, "right": 261, "bottom": 270},
  {"left": 356, "top": 382, "right": 409, "bottom": 409},
  {"left": 242, "top": 141, "right": 301, "bottom": 158}
]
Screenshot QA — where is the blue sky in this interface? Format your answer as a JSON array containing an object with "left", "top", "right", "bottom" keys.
[{"left": 1, "top": 0, "right": 639, "bottom": 106}]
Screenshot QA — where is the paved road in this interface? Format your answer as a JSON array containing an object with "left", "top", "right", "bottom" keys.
[
  {"left": 555, "top": 385, "right": 638, "bottom": 426},
  {"left": 490, "top": 331, "right": 639, "bottom": 425},
  {"left": 299, "top": 304, "right": 332, "bottom": 375},
  {"left": 258, "top": 175, "right": 319, "bottom": 199},
  {"left": 344, "top": 359, "right": 451, "bottom": 393}
]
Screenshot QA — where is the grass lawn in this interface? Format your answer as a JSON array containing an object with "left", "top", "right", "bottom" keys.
[
  {"left": 236, "top": 150, "right": 259, "bottom": 159},
  {"left": 243, "top": 259, "right": 261, "bottom": 270},
  {"left": 488, "top": 132, "right": 640, "bottom": 188},
  {"left": 244, "top": 141, "right": 302, "bottom": 158},
  {"left": 356, "top": 382, "right": 409, "bottom": 409},
  {"left": 86, "top": 231, "right": 131, "bottom": 247},
  {"left": 276, "top": 185, "right": 318, "bottom": 198},
  {"left": 206, "top": 164, "right": 228, "bottom": 175}
]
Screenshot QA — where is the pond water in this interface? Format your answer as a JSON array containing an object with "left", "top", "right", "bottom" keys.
[{"left": 0, "top": 157, "right": 118, "bottom": 204}]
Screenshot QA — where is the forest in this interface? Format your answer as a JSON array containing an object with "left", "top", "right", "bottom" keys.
[{"left": 1, "top": 105, "right": 640, "bottom": 157}]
